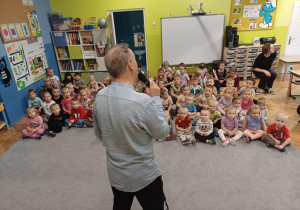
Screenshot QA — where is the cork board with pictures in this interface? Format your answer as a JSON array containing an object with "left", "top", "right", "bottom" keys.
[
  {"left": 0, "top": 0, "right": 42, "bottom": 43},
  {"left": 229, "top": 0, "right": 277, "bottom": 31}
]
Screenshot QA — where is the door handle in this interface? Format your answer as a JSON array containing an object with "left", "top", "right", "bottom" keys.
[{"left": 289, "top": 36, "right": 296, "bottom": 45}]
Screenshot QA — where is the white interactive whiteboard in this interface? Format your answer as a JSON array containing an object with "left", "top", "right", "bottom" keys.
[{"left": 161, "top": 15, "right": 225, "bottom": 65}]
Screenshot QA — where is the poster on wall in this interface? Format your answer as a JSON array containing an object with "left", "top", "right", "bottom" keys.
[
  {"left": 0, "top": 57, "right": 12, "bottom": 87},
  {"left": 4, "top": 39, "right": 48, "bottom": 91},
  {"left": 26, "top": 10, "right": 41, "bottom": 36}
]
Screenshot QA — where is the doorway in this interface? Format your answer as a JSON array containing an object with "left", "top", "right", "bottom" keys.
[
  {"left": 282, "top": 1, "right": 300, "bottom": 72},
  {"left": 109, "top": 9, "right": 147, "bottom": 72}
]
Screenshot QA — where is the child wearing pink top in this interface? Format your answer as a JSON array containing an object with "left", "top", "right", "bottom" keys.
[
  {"left": 22, "top": 107, "right": 45, "bottom": 140},
  {"left": 61, "top": 87, "right": 74, "bottom": 119},
  {"left": 241, "top": 88, "right": 254, "bottom": 116}
]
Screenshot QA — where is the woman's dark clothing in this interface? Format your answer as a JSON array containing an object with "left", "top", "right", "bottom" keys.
[{"left": 253, "top": 51, "right": 277, "bottom": 90}]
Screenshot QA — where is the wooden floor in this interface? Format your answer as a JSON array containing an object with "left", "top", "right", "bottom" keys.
[{"left": 0, "top": 74, "right": 300, "bottom": 156}]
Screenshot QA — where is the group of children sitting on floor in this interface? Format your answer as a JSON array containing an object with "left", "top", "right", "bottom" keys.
[
  {"left": 24, "top": 67, "right": 112, "bottom": 139},
  {"left": 152, "top": 61, "right": 291, "bottom": 152},
  {"left": 23, "top": 61, "right": 291, "bottom": 152}
]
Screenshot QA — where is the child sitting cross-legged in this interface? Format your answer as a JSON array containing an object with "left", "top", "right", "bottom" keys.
[
  {"left": 175, "top": 107, "right": 196, "bottom": 145},
  {"left": 241, "top": 87, "right": 254, "bottom": 116},
  {"left": 46, "top": 103, "right": 64, "bottom": 136},
  {"left": 42, "top": 91, "right": 55, "bottom": 123},
  {"left": 263, "top": 113, "right": 291, "bottom": 152},
  {"left": 83, "top": 100, "right": 94, "bottom": 127},
  {"left": 218, "top": 87, "right": 234, "bottom": 115},
  {"left": 182, "top": 94, "right": 200, "bottom": 120},
  {"left": 242, "top": 104, "right": 267, "bottom": 143},
  {"left": 22, "top": 107, "right": 45, "bottom": 140},
  {"left": 257, "top": 97, "right": 270, "bottom": 127},
  {"left": 218, "top": 106, "right": 243, "bottom": 147},
  {"left": 208, "top": 100, "right": 222, "bottom": 129},
  {"left": 65, "top": 98, "right": 86, "bottom": 128},
  {"left": 238, "top": 77, "right": 256, "bottom": 97},
  {"left": 194, "top": 109, "right": 216, "bottom": 145},
  {"left": 61, "top": 87, "right": 73, "bottom": 120}
]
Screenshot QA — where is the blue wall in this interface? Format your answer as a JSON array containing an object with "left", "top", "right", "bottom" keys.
[{"left": 0, "top": 0, "right": 59, "bottom": 125}]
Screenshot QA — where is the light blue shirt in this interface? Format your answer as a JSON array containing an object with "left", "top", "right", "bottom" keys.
[{"left": 93, "top": 82, "right": 169, "bottom": 192}]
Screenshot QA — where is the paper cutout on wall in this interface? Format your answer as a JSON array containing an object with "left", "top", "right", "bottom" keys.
[
  {"left": 15, "top": 23, "right": 24, "bottom": 38},
  {"left": 27, "top": 0, "right": 34, "bottom": 6},
  {"left": 0, "top": 57, "right": 12, "bottom": 87},
  {"left": 26, "top": 10, "right": 41, "bottom": 36},
  {"left": 8, "top": 24, "right": 18, "bottom": 39},
  {"left": 38, "top": 37, "right": 44, "bottom": 49},
  {"left": 0, "top": 25, "right": 11, "bottom": 41},
  {"left": 22, "top": 0, "right": 28, "bottom": 6},
  {"left": 21, "top": 23, "right": 30, "bottom": 37}
]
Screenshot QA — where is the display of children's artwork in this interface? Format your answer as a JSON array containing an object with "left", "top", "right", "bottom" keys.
[
  {"left": 0, "top": 25, "right": 12, "bottom": 41},
  {"left": 15, "top": 23, "right": 24, "bottom": 38},
  {"left": 26, "top": 10, "right": 41, "bottom": 36},
  {"left": 8, "top": 24, "right": 18, "bottom": 39},
  {"left": 4, "top": 38, "right": 48, "bottom": 91},
  {"left": 229, "top": 0, "right": 277, "bottom": 31},
  {"left": 21, "top": 23, "right": 30, "bottom": 37}
]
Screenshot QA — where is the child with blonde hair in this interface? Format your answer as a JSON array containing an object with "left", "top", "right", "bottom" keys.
[
  {"left": 219, "top": 78, "right": 238, "bottom": 97},
  {"left": 66, "top": 83, "right": 77, "bottom": 98},
  {"left": 257, "top": 97, "right": 270, "bottom": 127},
  {"left": 242, "top": 104, "right": 267, "bottom": 143},
  {"left": 218, "top": 87, "right": 233, "bottom": 115},
  {"left": 66, "top": 98, "right": 86, "bottom": 128},
  {"left": 232, "top": 97, "right": 243, "bottom": 127},
  {"left": 190, "top": 68, "right": 204, "bottom": 87},
  {"left": 103, "top": 76, "right": 112, "bottom": 87},
  {"left": 42, "top": 91, "right": 55, "bottom": 122},
  {"left": 162, "top": 60, "right": 172, "bottom": 72},
  {"left": 22, "top": 107, "right": 45, "bottom": 140},
  {"left": 61, "top": 87, "right": 73, "bottom": 119},
  {"left": 79, "top": 89, "right": 91, "bottom": 111},
  {"left": 194, "top": 109, "right": 216, "bottom": 145},
  {"left": 161, "top": 88, "right": 174, "bottom": 114},
  {"left": 218, "top": 106, "right": 243, "bottom": 146},
  {"left": 241, "top": 88, "right": 254, "bottom": 115},
  {"left": 209, "top": 100, "right": 222, "bottom": 129},
  {"left": 197, "top": 85, "right": 216, "bottom": 111},
  {"left": 175, "top": 106, "right": 196, "bottom": 145},
  {"left": 264, "top": 113, "right": 291, "bottom": 152},
  {"left": 182, "top": 94, "right": 200, "bottom": 120}
]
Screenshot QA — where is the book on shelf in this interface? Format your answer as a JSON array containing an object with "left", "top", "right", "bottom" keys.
[
  {"left": 73, "top": 60, "right": 84, "bottom": 70},
  {"left": 57, "top": 47, "right": 69, "bottom": 59},
  {"left": 68, "top": 32, "right": 80, "bottom": 45},
  {"left": 61, "top": 60, "right": 72, "bottom": 71}
]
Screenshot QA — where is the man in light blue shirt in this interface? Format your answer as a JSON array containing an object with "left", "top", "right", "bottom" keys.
[{"left": 93, "top": 43, "right": 170, "bottom": 210}]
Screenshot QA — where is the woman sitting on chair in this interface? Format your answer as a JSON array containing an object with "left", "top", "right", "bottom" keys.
[{"left": 252, "top": 43, "right": 277, "bottom": 95}]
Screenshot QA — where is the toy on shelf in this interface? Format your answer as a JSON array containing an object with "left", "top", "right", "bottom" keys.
[
  {"left": 98, "top": 17, "right": 107, "bottom": 29},
  {"left": 85, "top": 17, "right": 97, "bottom": 29},
  {"left": 72, "top": 18, "right": 82, "bottom": 30}
]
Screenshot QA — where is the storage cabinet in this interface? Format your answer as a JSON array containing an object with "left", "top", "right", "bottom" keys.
[
  {"left": 51, "top": 29, "right": 108, "bottom": 75},
  {"left": 223, "top": 44, "right": 281, "bottom": 79}
]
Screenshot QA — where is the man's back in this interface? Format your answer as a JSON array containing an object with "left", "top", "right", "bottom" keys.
[{"left": 93, "top": 82, "right": 169, "bottom": 192}]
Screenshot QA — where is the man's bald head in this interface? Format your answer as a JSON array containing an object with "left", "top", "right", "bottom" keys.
[{"left": 104, "top": 43, "right": 134, "bottom": 78}]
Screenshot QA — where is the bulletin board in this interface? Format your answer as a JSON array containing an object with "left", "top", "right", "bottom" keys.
[
  {"left": 229, "top": 0, "right": 277, "bottom": 31},
  {"left": 0, "top": 0, "right": 42, "bottom": 44},
  {"left": 4, "top": 38, "right": 48, "bottom": 91}
]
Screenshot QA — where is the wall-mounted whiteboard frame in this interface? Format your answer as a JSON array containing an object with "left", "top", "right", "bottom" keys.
[{"left": 161, "top": 15, "right": 225, "bottom": 65}]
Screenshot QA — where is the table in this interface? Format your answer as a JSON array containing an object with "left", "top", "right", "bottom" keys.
[
  {"left": 279, "top": 55, "right": 300, "bottom": 81},
  {"left": 287, "top": 69, "right": 300, "bottom": 99},
  {"left": 0, "top": 103, "right": 9, "bottom": 130}
]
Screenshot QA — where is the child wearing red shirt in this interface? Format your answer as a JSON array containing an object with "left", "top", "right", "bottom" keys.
[
  {"left": 175, "top": 107, "right": 195, "bottom": 145},
  {"left": 65, "top": 98, "right": 86, "bottom": 128},
  {"left": 264, "top": 113, "right": 291, "bottom": 152}
]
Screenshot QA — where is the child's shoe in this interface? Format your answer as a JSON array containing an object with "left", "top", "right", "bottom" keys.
[
  {"left": 229, "top": 138, "right": 236, "bottom": 146},
  {"left": 280, "top": 147, "right": 287, "bottom": 152},
  {"left": 23, "top": 135, "right": 29, "bottom": 139},
  {"left": 75, "top": 124, "right": 83, "bottom": 128},
  {"left": 191, "top": 138, "right": 196, "bottom": 144},
  {"left": 35, "top": 135, "right": 42, "bottom": 140},
  {"left": 47, "top": 131, "right": 56, "bottom": 137},
  {"left": 222, "top": 139, "right": 229, "bottom": 147},
  {"left": 192, "top": 122, "right": 196, "bottom": 126},
  {"left": 206, "top": 139, "right": 216, "bottom": 145},
  {"left": 266, "top": 142, "right": 270, "bottom": 147},
  {"left": 157, "top": 139, "right": 165, "bottom": 142},
  {"left": 165, "top": 132, "right": 177, "bottom": 141},
  {"left": 246, "top": 137, "right": 252, "bottom": 143},
  {"left": 82, "top": 123, "right": 87, "bottom": 128}
]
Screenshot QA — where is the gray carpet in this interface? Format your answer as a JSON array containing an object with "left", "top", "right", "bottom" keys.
[{"left": 0, "top": 126, "right": 300, "bottom": 210}]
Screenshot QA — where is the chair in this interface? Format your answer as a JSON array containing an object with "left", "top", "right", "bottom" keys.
[
  {"left": 0, "top": 103, "right": 9, "bottom": 130},
  {"left": 292, "top": 64, "right": 300, "bottom": 84}
]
